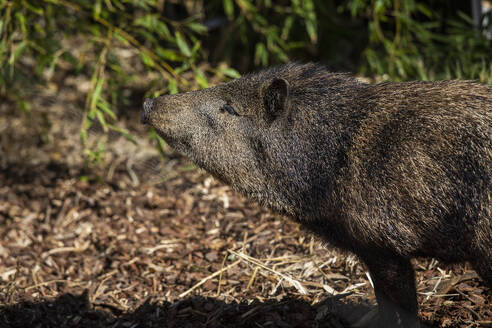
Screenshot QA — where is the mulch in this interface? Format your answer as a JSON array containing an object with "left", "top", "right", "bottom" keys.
[{"left": 0, "top": 84, "right": 490, "bottom": 328}]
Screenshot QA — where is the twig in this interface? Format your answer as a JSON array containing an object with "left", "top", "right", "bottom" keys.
[
  {"left": 216, "top": 252, "right": 229, "bottom": 296},
  {"left": 229, "top": 249, "right": 307, "bottom": 295},
  {"left": 141, "top": 239, "right": 182, "bottom": 255},
  {"left": 41, "top": 241, "right": 90, "bottom": 258},
  {"left": 179, "top": 260, "right": 241, "bottom": 298},
  {"left": 246, "top": 267, "right": 259, "bottom": 290},
  {"left": 25, "top": 279, "right": 83, "bottom": 291}
]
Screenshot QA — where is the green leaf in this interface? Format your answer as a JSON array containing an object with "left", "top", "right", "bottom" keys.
[
  {"left": 156, "top": 47, "right": 181, "bottom": 61},
  {"left": 180, "top": 164, "right": 196, "bottom": 171},
  {"left": 191, "top": 40, "right": 202, "bottom": 56},
  {"left": 97, "top": 99, "right": 116, "bottom": 120},
  {"left": 175, "top": 32, "right": 191, "bottom": 57},
  {"left": 194, "top": 69, "right": 209, "bottom": 88},
  {"left": 15, "top": 12, "right": 27, "bottom": 35},
  {"left": 224, "top": 0, "right": 234, "bottom": 18},
  {"left": 254, "top": 42, "right": 268, "bottom": 66},
  {"left": 168, "top": 79, "right": 178, "bottom": 94},
  {"left": 134, "top": 14, "right": 152, "bottom": 29},
  {"left": 114, "top": 31, "right": 130, "bottom": 45},
  {"left": 15, "top": 96, "right": 30, "bottom": 113},
  {"left": 140, "top": 52, "right": 155, "bottom": 67},
  {"left": 95, "top": 109, "right": 107, "bottom": 129},
  {"left": 90, "top": 77, "right": 104, "bottom": 111},
  {"left": 93, "top": 0, "right": 102, "bottom": 18},
  {"left": 108, "top": 124, "right": 136, "bottom": 144},
  {"left": 23, "top": 2, "right": 44, "bottom": 15},
  {"left": 457, "top": 11, "right": 474, "bottom": 25},
  {"left": 9, "top": 41, "right": 28, "bottom": 65},
  {"left": 219, "top": 67, "right": 241, "bottom": 78},
  {"left": 305, "top": 19, "right": 317, "bottom": 43},
  {"left": 88, "top": 107, "right": 96, "bottom": 120},
  {"left": 80, "top": 129, "right": 88, "bottom": 145},
  {"left": 83, "top": 114, "right": 93, "bottom": 129},
  {"left": 416, "top": 4, "right": 432, "bottom": 18},
  {"left": 374, "top": 0, "right": 388, "bottom": 15},
  {"left": 79, "top": 175, "right": 89, "bottom": 182},
  {"left": 281, "top": 16, "right": 294, "bottom": 40},
  {"left": 187, "top": 22, "right": 207, "bottom": 34},
  {"left": 136, "top": 30, "right": 157, "bottom": 43},
  {"left": 253, "top": 13, "right": 268, "bottom": 27},
  {"left": 272, "top": 45, "right": 288, "bottom": 62},
  {"left": 237, "top": 0, "right": 255, "bottom": 12},
  {"left": 156, "top": 21, "right": 172, "bottom": 39},
  {"left": 148, "top": 128, "right": 166, "bottom": 158}
]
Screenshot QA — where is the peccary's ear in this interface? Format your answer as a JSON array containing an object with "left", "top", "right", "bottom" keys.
[{"left": 263, "top": 78, "right": 289, "bottom": 122}]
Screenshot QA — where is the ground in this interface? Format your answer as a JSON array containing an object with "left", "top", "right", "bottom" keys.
[{"left": 0, "top": 79, "right": 490, "bottom": 328}]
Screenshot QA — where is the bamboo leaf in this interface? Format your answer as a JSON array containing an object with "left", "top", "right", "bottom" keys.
[
  {"left": 416, "top": 4, "right": 432, "bottom": 18},
  {"left": 97, "top": 99, "right": 116, "bottom": 120},
  {"left": 191, "top": 40, "right": 201, "bottom": 56},
  {"left": 23, "top": 2, "right": 44, "bottom": 15},
  {"left": 237, "top": 0, "right": 255, "bottom": 12},
  {"left": 156, "top": 47, "right": 181, "bottom": 61},
  {"left": 90, "top": 77, "right": 104, "bottom": 111},
  {"left": 140, "top": 52, "right": 155, "bottom": 67},
  {"left": 168, "top": 79, "right": 178, "bottom": 94},
  {"left": 15, "top": 12, "right": 27, "bottom": 35},
  {"left": 93, "top": 0, "right": 102, "bottom": 18},
  {"left": 255, "top": 42, "right": 268, "bottom": 66},
  {"left": 108, "top": 124, "right": 136, "bottom": 144},
  {"left": 305, "top": 19, "right": 317, "bottom": 43},
  {"left": 194, "top": 69, "right": 209, "bottom": 88},
  {"left": 9, "top": 41, "right": 28, "bottom": 65},
  {"left": 114, "top": 31, "right": 130, "bottom": 45},
  {"left": 219, "top": 67, "right": 241, "bottom": 78},
  {"left": 95, "top": 109, "right": 108, "bottom": 130},
  {"left": 148, "top": 128, "right": 166, "bottom": 158},
  {"left": 281, "top": 16, "right": 294, "bottom": 40},
  {"left": 156, "top": 20, "right": 172, "bottom": 39},
  {"left": 188, "top": 22, "right": 207, "bottom": 34},
  {"left": 175, "top": 32, "right": 191, "bottom": 57},
  {"left": 223, "top": 0, "right": 234, "bottom": 18}
]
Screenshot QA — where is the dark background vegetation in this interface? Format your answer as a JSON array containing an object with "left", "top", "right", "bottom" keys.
[
  {"left": 0, "top": 1, "right": 491, "bottom": 327},
  {"left": 1, "top": 0, "right": 491, "bottom": 158}
]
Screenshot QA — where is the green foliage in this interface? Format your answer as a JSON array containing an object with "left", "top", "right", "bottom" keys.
[
  {"left": 348, "top": 0, "right": 492, "bottom": 82},
  {"left": 213, "top": 0, "right": 318, "bottom": 66},
  {"left": 0, "top": 0, "right": 240, "bottom": 164},
  {"left": 1, "top": 0, "right": 491, "bottom": 166}
]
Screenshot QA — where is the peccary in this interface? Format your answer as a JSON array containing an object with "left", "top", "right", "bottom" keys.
[{"left": 142, "top": 63, "right": 492, "bottom": 327}]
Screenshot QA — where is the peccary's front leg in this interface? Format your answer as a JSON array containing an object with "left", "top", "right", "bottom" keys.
[
  {"left": 362, "top": 254, "right": 420, "bottom": 328},
  {"left": 472, "top": 253, "right": 492, "bottom": 289}
]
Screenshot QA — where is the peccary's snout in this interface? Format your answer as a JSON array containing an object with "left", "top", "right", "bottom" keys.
[{"left": 141, "top": 98, "right": 154, "bottom": 124}]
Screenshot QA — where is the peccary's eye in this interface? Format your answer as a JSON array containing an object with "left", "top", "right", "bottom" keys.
[{"left": 220, "top": 103, "right": 238, "bottom": 116}]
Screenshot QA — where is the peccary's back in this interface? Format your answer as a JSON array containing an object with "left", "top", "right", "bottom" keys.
[{"left": 337, "top": 80, "right": 492, "bottom": 261}]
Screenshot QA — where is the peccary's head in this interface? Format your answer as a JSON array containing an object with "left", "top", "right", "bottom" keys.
[{"left": 142, "top": 63, "right": 364, "bottom": 216}]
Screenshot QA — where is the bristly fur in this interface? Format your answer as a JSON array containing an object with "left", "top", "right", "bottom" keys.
[{"left": 145, "top": 63, "right": 491, "bottom": 328}]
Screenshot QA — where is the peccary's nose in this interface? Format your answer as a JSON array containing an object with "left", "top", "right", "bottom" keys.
[{"left": 141, "top": 98, "right": 154, "bottom": 124}]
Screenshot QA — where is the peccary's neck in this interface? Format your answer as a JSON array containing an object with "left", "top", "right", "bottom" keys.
[{"left": 258, "top": 82, "right": 372, "bottom": 221}]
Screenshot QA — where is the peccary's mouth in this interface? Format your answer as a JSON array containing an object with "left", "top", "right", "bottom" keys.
[{"left": 155, "top": 130, "right": 192, "bottom": 155}]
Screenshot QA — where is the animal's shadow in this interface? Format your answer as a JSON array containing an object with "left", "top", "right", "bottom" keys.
[
  {"left": 0, "top": 292, "right": 442, "bottom": 328},
  {"left": 0, "top": 291, "right": 383, "bottom": 328}
]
